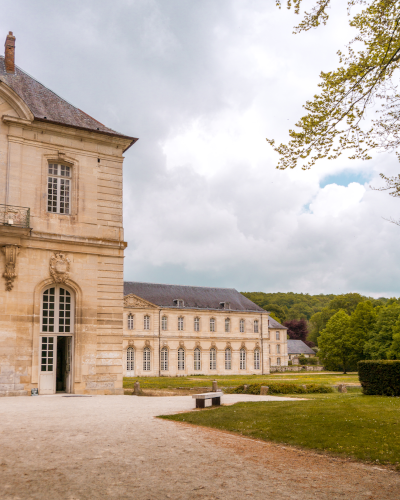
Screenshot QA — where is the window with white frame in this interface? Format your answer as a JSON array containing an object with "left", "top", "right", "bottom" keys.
[
  {"left": 194, "top": 317, "right": 200, "bottom": 332},
  {"left": 277, "top": 357, "right": 281, "bottom": 365},
  {"left": 240, "top": 319, "right": 245, "bottom": 333},
  {"left": 240, "top": 348, "right": 246, "bottom": 370},
  {"left": 194, "top": 347, "right": 201, "bottom": 371},
  {"left": 178, "top": 316, "right": 184, "bottom": 331},
  {"left": 128, "top": 314, "right": 134, "bottom": 330},
  {"left": 161, "top": 316, "right": 168, "bottom": 331},
  {"left": 42, "top": 286, "right": 73, "bottom": 334},
  {"left": 254, "top": 349, "right": 260, "bottom": 370},
  {"left": 254, "top": 320, "right": 259, "bottom": 333},
  {"left": 277, "top": 344, "right": 281, "bottom": 354},
  {"left": 178, "top": 348, "right": 185, "bottom": 370},
  {"left": 127, "top": 347, "right": 134, "bottom": 372},
  {"left": 225, "top": 348, "right": 232, "bottom": 370},
  {"left": 161, "top": 347, "right": 168, "bottom": 371},
  {"left": 276, "top": 331, "right": 280, "bottom": 340},
  {"left": 47, "top": 163, "right": 71, "bottom": 214},
  {"left": 210, "top": 348, "right": 217, "bottom": 370},
  {"left": 144, "top": 315, "right": 150, "bottom": 330},
  {"left": 210, "top": 318, "right": 215, "bottom": 332},
  {"left": 143, "top": 347, "right": 151, "bottom": 371},
  {"left": 225, "top": 318, "right": 230, "bottom": 333}
]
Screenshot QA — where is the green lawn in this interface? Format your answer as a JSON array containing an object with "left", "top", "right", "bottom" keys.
[
  {"left": 160, "top": 393, "right": 400, "bottom": 465},
  {"left": 123, "top": 372, "right": 359, "bottom": 390}
]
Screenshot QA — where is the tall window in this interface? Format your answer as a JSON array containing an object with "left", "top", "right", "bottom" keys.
[
  {"left": 42, "top": 286, "right": 73, "bottom": 333},
  {"left": 194, "top": 348, "right": 201, "bottom": 371},
  {"left": 178, "top": 317, "right": 184, "bottom": 331},
  {"left": 225, "top": 348, "right": 232, "bottom": 370},
  {"left": 194, "top": 317, "right": 200, "bottom": 332},
  {"left": 276, "top": 331, "right": 280, "bottom": 340},
  {"left": 210, "top": 348, "right": 217, "bottom": 370},
  {"left": 254, "top": 349, "right": 260, "bottom": 370},
  {"left": 161, "top": 316, "right": 168, "bottom": 331},
  {"left": 240, "top": 319, "right": 245, "bottom": 333},
  {"left": 178, "top": 348, "right": 185, "bottom": 370},
  {"left": 210, "top": 318, "right": 215, "bottom": 332},
  {"left": 240, "top": 348, "right": 246, "bottom": 370},
  {"left": 144, "top": 315, "right": 150, "bottom": 330},
  {"left": 127, "top": 347, "right": 134, "bottom": 372},
  {"left": 225, "top": 318, "right": 230, "bottom": 333},
  {"left": 277, "top": 357, "right": 281, "bottom": 366},
  {"left": 161, "top": 347, "right": 168, "bottom": 371},
  {"left": 48, "top": 163, "right": 71, "bottom": 214},
  {"left": 277, "top": 344, "right": 281, "bottom": 354},
  {"left": 143, "top": 347, "right": 151, "bottom": 371},
  {"left": 128, "top": 314, "right": 134, "bottom": 330},
  {"left": 254, "top": 320, "right": 259, "bottom": 333}
]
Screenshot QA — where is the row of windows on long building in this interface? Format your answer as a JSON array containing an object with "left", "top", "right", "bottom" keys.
[
  {"left": 127, "top": 314, "right": 272, "bottom": 334},
  {"left": 127, "top": 347, "right": 282, "bottom": 372}
]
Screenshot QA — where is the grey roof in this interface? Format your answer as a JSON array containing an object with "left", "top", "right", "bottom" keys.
[
  {"left": 268, "top": 317, "right": 287, "bottom": 329},
  {"left": 287, "top": 340, "right": 315, "bottom": 355},
  {"left": 124, "top": 282, "right": 265, "bottom": 312},
  {"left": 0, "top": 56, "right": 137, "bottom": 151}
]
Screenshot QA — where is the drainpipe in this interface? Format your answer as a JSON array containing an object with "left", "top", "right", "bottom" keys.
[
  {"left": 158, "top": 309, "right": 161, "bottom": 376},
  {"left": 260, "top": 312, "right": 264, "bottom": 375}
]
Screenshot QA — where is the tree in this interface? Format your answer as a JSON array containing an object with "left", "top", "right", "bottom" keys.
[
  {"left": 318, "top": 309, "right": 353, "bottom": 373},
  {"left": 283, "top": 318, "right": 315, "bottom": 346},
  {"left": 364, "top": 302, "right": 400, "bottom": 358},
  {"left": 387, "top": 316, "right": 400, "bottom": 358},
  {"left": 348, "top": 300, "right": 378, "bottom": 361},
  {"left": 270, "top": 1, "right": 400, "bottom": 215}
]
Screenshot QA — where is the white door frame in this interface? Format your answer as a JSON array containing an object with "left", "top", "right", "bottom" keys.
[{"left": 38, "top": 335, "right": 74, "bottom": 395}]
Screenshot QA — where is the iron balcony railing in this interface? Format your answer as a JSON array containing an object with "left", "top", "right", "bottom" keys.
[{"left": 0, "top": 204, "right": 30, "bottom": 228}]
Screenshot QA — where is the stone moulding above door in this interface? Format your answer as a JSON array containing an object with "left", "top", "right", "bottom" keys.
[{"left": 1, "top": 244, "right": 20, "bottom": 291}]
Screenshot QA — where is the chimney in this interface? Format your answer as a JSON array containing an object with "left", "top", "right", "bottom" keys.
[{"left": 4, "top": 31, "right": 16, "bottom": 73}]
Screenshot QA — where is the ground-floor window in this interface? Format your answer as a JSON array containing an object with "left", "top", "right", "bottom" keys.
[
  {"left": 210, "top": 348, "right": 216, "bottom": 370},
  {"left": 127, "top": 347, "right": 134, "bottom": 372},
  {"left": 225, "top": 348, "right": 232, "bottom": 370},
  {"left": 161, "top": 347, "right": 168, "bottom": 371},
  {"left": 240, "top": 348, "right": 246, "bottom": 370},
  {"left": 277, "top": 357, "right": 281, "bottom": 366},
  {"left": 254, "top": 349, "right": 260, "bottom": 370},
  {"left": 194, "top": 348, "right": 201, "bottom": 371},
  {"left": 178, "top": 348, "right": 185, "bottom": 370},
  {"left": 143, "top": 347, "right": 151, "bottom": 371}
]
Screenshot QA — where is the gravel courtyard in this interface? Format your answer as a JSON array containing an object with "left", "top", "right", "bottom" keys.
[{"left": 1, "top": 394, "right": 399, "bottom": 500}]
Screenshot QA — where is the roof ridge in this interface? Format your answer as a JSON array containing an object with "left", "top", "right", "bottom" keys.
[{"left": 123, "top": 280, "right": 237, "bottom": 291}]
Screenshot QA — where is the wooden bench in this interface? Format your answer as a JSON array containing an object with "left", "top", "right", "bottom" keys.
[{"left": 192, "top": 392, "right": 222, "bottom": 409}]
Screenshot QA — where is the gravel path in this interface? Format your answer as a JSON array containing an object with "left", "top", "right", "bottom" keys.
[{"left": 0, "top": 394, "right": 398, "bottom": 500}]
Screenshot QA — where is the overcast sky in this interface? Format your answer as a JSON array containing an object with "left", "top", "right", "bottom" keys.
[{"left": 2, "top": 0, "right": 399, "bottom": 296}]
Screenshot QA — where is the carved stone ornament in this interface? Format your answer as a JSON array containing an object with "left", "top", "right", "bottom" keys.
[
  {"left": 226, "top": 342, "right": 232, "bottom": 349},
  {"left": 162, "top": 341, "right": 168, "bottom": 348},
  {"left": 2, "top": 245, "right": 20, "bottom": 291},
  {"left": 144, "top": 340, "right": 151, "bottom": 348},
  {"left": 50, "top": 252, "right": 71, "bottom": 283},
  {"left": 128, "top": 339, "right": 135, "bottom": 347},
  {"left": 211, "top": 341, "right": 217, "bottom": 349},
  {"left": 179, "top": 341, "right": 185, "bottom": 348},
  {"left": 255, "top": 341, "right": 260, "bottom": 349},
  {"left": 241, "top": 342, "right": 246, "bottom": 349},
  {"left": 195, "top": 341, "right": 201, "bottom": 349},
  {"left": 124, "top": 294, "right": 156, "bottom": 308}
]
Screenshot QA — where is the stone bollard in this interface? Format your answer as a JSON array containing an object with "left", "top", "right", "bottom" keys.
[
  {"left": 260, "top": 386, "right": 269, "bottom": 395},
  {"left": 338, "top": 384, "right": 347, "bottom": 393},
  {"left": 243, "top": 384, "right": 248, "bottom": 393},
  {"left": 212, "top": 380, "right": 218, "bottom": 392},
  {"left": 133, "top": 381, "right": 141, "bottom": 396}
]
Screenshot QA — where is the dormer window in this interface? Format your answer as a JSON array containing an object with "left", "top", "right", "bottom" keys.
[
  {"left": 174, "top": 299, "right": 184, "bottom": 308},
  {"left": 220, "top": 302, "right": 230, "bottom": 310},
  {"left": 47, "top": 164, "right": 71, "bottom": 214}
]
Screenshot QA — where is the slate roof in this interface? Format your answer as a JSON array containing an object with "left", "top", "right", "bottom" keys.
[
  {"left": 268, "top": 317, "right": 287, "bottom": 329},
  {"left": 0, "top": 56, "right": 137, "bottom": 151},
  {"left": 287, "top": 340, "right": 315, "bottom": 355},
  {"left": 124, "top": 282, "right": 265, "bottom": 312}
]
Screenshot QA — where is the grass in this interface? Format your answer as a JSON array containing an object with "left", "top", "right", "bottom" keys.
[
  {"left": 123, "top": 372, "right": 360, "bottom": 390},
  {"left": 160, "top": 392, "right": 400, "bottom": 465}
]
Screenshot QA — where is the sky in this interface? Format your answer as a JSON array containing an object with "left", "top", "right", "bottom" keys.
[{"left": 1, "top": 0, "right": 399, "bottom": 297}]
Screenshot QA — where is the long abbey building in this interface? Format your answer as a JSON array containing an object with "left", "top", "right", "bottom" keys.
[{"left": 0, "top": 32, "right": 287, "bottom": 396}]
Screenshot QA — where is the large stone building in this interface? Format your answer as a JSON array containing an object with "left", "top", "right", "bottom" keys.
[
  {"left": 0, "top": 32, "right": 137, "bottom": 395},
  {"left": 122, "top": 282, "right": 288, "bottom": 376}
]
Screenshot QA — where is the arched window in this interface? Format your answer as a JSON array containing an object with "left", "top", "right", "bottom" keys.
[
  {"left": 239, "top": 319, "right": 245, "bottom": 333},
  {"left": 161, "top": 347, "right": 168, "bottom": 371},
  {"left": 144, "top": 315, "right": 150, "bottom": 330},
  {"left": 161, "top": 316, "right": 168, "bottom": 331},
  {"left": 225, "top": 318, "right": 230, "bottom": 333},
  {"left": 178, "top": 317, "right": 184, "bottom": 331},
  {"left": 210, "top": 318, "right": 215, "bottom": 332},
  {"left": 127, "top": 347, "right": 134, "bottom": 373},
  {"left": 210, "top": 348, "right": 217, "bottom": 370},
  {"left": 194, "top": 317, "right": 200, "bottom": 332},
  {"left": 42, "top": 286, "right": 74, "bottom": 333},
  {"left": 194, "top": 348, "right": 201, "bottom": 371},
  {"left": 254, "top": 320, "right": 259, "bottom": 333},
  {"left": 240, "top": 348, "right": 246, "bottom": 370},
  {"left": 254, "top": 349, "right": 260, "bottom": 370},
  {"left": 128, "top": 314, "right": 134, "bottom": 330},
  {"left": 178, "top": 348, "right": 185, "bottom": 370},
  {"left": 143, "top": 347, "right": 151, "bottom": 371},
  {"left": 225, "top": 348, "right": 232, "bottom": 370}
]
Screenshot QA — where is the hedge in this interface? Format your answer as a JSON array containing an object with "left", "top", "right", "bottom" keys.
[
  {"left": 225, "top": 382, "right": 333, "bottom": 395},
  {"left": 358, "top": 360, "right": 400, "bottom": 396}
]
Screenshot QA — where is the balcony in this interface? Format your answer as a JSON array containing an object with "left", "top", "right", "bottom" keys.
[{"left": 0, "top": 204, "right": 30, "bottom": 228}]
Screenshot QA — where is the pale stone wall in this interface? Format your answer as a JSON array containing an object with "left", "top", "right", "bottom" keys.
[
  {"left": 0, "top": 88, "right": 131, "bottom": 395},
  {"left": 122, "top": 304, "right": 288, "bottom": 377}
]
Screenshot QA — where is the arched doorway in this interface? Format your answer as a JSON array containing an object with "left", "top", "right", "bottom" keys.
[{"left": 39, "top": 285, "right": 74, "bottom": 394}]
